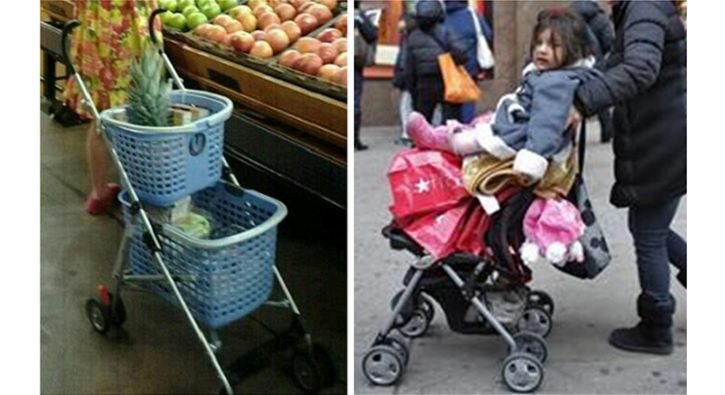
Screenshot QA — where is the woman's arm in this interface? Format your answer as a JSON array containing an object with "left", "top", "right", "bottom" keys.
[{"left": 574, "top": 2, "right": 668, "bottom": 116}]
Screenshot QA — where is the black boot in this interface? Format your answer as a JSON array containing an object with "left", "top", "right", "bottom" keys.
[
  {"left": 355, "top": 139, "right": 369, "bottom": 151},
  {"left": 609, "top": 294, "right": 674, "bottom": 355}
]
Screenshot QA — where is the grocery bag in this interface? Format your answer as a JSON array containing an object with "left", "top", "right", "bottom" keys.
[
  {"left": 401, "top": 201, "right": 470, "bottom": 259},
  {"left": 388, "top": 149, "right": 470, "bottom": 220}
]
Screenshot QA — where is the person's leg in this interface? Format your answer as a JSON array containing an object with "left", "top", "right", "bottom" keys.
[
  {"left": 84, "top": 121, "right": 120, "bottom": 215},
  {"left": 609, "top": 198, "right": 682, "bottom": 355},
  {"left": 668, "top": 229, "right": 687, "bottom": 287},
  {"left": 398, "top": 90, "right": 413, "bottom": 143},
  {"left": 354, "top": 69, "right": 367, "bottom": 151},
  {"left": 414, "top": 78, "right": 437, "bottom": 122},
  {"left": 460, "top": 102, "right": 475, "bottom": 124},
  {"left": 443, "top": 102, "right": 462, "bottom": 124}
]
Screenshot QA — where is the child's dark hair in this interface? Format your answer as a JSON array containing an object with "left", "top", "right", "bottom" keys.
[{"left": 530, "top": 6, "right": 592, "bottom": 67}]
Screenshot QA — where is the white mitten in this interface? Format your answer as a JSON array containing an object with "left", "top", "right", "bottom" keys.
[
  {"left": 545, "top": 242, "right": 567, "bottom": 267},
  {"left": 520, "top": 241, "right": 541, "bottom": 266},
  {"left": 569, "top": 240, "right": 585, "bottom": 263}
]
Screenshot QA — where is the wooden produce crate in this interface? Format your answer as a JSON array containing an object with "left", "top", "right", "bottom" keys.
[
  {"left": 164, "top": 37, "right": 346, "bottom": 149},
  {"left": 41, "top": 0, "right": 75, "bottom": 22}
]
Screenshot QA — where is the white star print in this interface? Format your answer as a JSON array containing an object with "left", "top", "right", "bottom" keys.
[{"left": 415, "top": 178, "right": 431, "bottom": 194}]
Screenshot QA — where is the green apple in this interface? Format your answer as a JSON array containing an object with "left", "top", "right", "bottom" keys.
[
  {"left": 159, "top": 10, "right": 175, "bottom": 24},
  {"left": 167, "top": 13, "right": 187, "bottom": 30},
  {"left": 182, "top": 5, "right": 199, "bottom": 18},
  {"left": 178, "top": 0, "right": 195, "bottom": 11},
  {"left": 218, "top": 0, "right": 238, "bottom": 12},
  {"left": 201, "top": 3, "right": 222, "bottom": 19},
  {"left": 196, "top": 0, "right": 213, "bottom": 6},
  {"left": 186, "top": 12, "right": 208, "bottom": 30},
  {"left": 228, "top": 5, "right": 251, "bottom": 19},
  {"left": 166, "top": 0, "right": 180, "bottom": 12}
]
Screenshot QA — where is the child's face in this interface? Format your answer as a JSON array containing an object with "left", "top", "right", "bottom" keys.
[{"left": 533, "top": 28, "right": 565, "bottom": 70}]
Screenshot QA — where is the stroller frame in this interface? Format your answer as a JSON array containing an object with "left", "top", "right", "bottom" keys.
[
  {"left": 62, "top": 9, "right": 334, "bottom": 395},
  {"left": 362, "top": 189, "right": 554, "bottom": 393}
]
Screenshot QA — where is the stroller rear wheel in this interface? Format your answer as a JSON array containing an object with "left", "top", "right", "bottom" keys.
[
  {"left": 85, "top": 298, "right": 110, "bottom": 335},
  {"left": 501, "top": 352, "right": 544, "bottom": 393},
  {"left": 526, "top": 290, "right": 554, "bottom": 316},
  {"left": 362, "top": 345, "right": 405, "bottom": 386},
  {"left": 510, "top": 332, "right": 548, "bottom": 363},
  {"left": 379, "top": 336, "right": 409, "bottom": 366},
  {"left": 398, "top": 309, "right": 430, "bottom": 338},
  {"left": 517, "top": 306, "right": 553, "bottom": 338}
]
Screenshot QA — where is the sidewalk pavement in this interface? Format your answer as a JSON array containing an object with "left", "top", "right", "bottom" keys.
[{"left": 354, "top": 122, "right": 687, "bottom": 394}]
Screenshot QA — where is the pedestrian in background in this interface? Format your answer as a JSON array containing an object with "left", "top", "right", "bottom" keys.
[
  {"left": 444, "top": 0, "right": 493, "bottom": 124},
  {"left": 571, "top": 0, "right": 687, "bottom": 356},
  {"left": 404, "top": 0, "right": 468, "bottom": 125},
  {"left": 391, "top": 0, "right": 417, "bottom": 146},
  {"left": 569, "top": 0, "right": 616, "bottom": 143},
  {"left": 354, "top": 2, "right": 379, "bottom": 151}
]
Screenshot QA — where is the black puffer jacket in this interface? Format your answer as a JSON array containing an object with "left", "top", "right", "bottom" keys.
[
  {"left": 574, "top": 0, "right": 686, "bottom": 207},
  {"left": 403, "top": 0, "right": 467, "bottom": 93}
]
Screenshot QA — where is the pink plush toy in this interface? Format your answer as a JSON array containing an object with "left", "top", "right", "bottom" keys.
[{"left": 520, "top": 197, "right": 585, "bottom": 267}]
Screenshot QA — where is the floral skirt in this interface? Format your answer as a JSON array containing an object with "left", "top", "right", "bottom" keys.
[{"left": 63, "top": 0, "right": 160, "bottom": 120}]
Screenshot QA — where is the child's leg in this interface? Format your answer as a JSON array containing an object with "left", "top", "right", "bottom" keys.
[
  {"left": 450, "top": 125, "right": 484, "bottom": 156},
  {"left": 407, "top": 112, "right": 454, "bottom": 152}
]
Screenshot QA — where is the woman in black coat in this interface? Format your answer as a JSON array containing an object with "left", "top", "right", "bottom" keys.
[
  {"left": 404, "top": 0, "right": 467, "bottom": 124},
  {"left": 572, "top": 0, "right": 686, "bottom": 355}
]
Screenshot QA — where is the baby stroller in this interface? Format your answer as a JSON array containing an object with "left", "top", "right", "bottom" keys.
[
  {"left": 362, "top": 186, "right": 556, "bottom": 393},
  {"left": 62, "top": 10, "right": 334, "bottom": 395}
]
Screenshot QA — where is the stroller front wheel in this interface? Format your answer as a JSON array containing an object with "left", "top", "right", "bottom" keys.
[
  {"left": 501, "top": 352, "right": 544, "bottom": 393},
  {"left": 85, "top": 298, "right": 110, "bottom": 335},
  {"left": 362, "top": 345, "right": 405, "bottom": 386},
  {"left": 510, "top": 332, "right": 548, "bottom": 363},
  {"left": 516, "top": 306, "right": 553, "bottom": 338}
]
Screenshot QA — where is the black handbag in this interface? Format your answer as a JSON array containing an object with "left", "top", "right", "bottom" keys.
[{"left": 556, "top": 123, "right": 612, "bottom": 279}]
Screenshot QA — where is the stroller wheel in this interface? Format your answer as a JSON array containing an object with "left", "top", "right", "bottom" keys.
[
  {"left": 85, "top": 298, "right": 110, "bottom": 335},
  {"left": 419, "top": 292, "right": 436, "bottom": 322},
  {"left": 517, "top": 306, "right": 553, "bottom": 338},
  {"left": 380, "top": 336, "right": 409, "bottom": 366},
  {"left": 398, "top": 309, "right": 430, "bottom": 338},
  {"left": 510, "top": 332, "right": 548, "bottom": 363},
  {"left": 362, "top": 345, "right": 405, "bottom": 386},
  {"left": 501, "top": 352, "right": 544, "bottom": 393},
  {"left": 291, "top": 344, "right": 335, "bottom": 393},
  {"left": 527, "top": 290, "right": 554, "bottom": 316}
]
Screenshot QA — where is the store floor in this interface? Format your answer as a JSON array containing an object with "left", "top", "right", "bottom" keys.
[{"left": 40, "top": 110, "right": 347, "bottom": 394}]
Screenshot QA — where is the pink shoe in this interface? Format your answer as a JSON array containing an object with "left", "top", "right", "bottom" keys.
[
  {"left": 84, "top": 183, "right": 121, "bottom": 215},
  {"left": 407, "top": 112, "right": 453, "bottom": 152}
]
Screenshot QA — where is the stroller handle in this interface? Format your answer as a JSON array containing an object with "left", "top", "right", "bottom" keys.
[
  {"left": 148, "top": 8, "right": 167, "bottom": 47},
  {"left": 61, "top": 20, "right": 80, "bottom": 76}
]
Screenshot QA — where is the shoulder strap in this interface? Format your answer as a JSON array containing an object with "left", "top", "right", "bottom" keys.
[
  {"left": 577, "top": 122, "right": 587, "bottom": 174},
  {"left": 470, "top": 7, "right": 483, "bottom": 36}
]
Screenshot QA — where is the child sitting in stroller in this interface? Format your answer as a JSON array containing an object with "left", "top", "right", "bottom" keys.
[
  {"left": 407, "top": 6, "right": 602, "bottom": 268},
  {"left": 363, "top": 8, "right": 601, "bottom": 393}
]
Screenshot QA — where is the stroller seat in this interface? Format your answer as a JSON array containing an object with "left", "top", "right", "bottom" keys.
[{"left": 382, "top": 223, "right": 482, "bottom": 266}]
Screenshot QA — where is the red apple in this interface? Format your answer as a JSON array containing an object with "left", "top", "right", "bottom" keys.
[
  {"left": 274, "top": 3, "right": 297, "bottom": 21},
  {"left": 253, "top": 4, "right": 274, "bottom": 18},
  {"left": 294, "top": 13, "right": 318, "bottom": 35},
  {"left": 332, "top": 37, "right": 347, "bottom": 53},
  {"left": 281, "top": 20, "right": 301, "bottom": 43},
  {"left": 229, "top": 31, "right": 255, "bottom": 53},
  {"left": 317, "top": 42, "right": 338, "bottom": 64},
  {"left": 317, "top": 63, "right": 340, "bottom": 82},
  {"left": 250, "top": 40, "right": 274, "bottom": 58},
  {"left": 316, "top": 28, "right": 342, "bottom": 43},
  {"left": 265, "top": 28, "right": 290, "bottom": 53},
  {"left": 306, "top": 4, "right": 332, "bottom": 24},
  {"left": 334, "top": 13, "right": 347, "bottom": 36},
  {"left": 206, "top": 25, "right": 228, "bottom": 43},
  {"left": 224, "top": 20, "right": 244, "bottom": 33},
  {"left": 293, "top": 52, "right": 323, "bottom": 75},
  {"left": 279, "top": 49, "right": 302, "bottom": 68},
  {"left": 315, "top": 0, "right": 337, "bottom": 10},
  {"left": 258, "top": 11, "right": 281, "bottom": 30},
  {"left": 251, "top": 30, "right": 267, "bottom": 41},
  {"left": 295, "top": 37, "right": 321, "bottom": 54}
]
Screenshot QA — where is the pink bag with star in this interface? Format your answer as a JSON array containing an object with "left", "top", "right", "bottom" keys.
[{"left": 388, "top": 149, "right": 470, "bottom": 221}]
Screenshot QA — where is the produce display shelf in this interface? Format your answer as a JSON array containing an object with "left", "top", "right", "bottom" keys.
[{"left": 163, "top": 36, "right": 346, "bottom": 149}]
